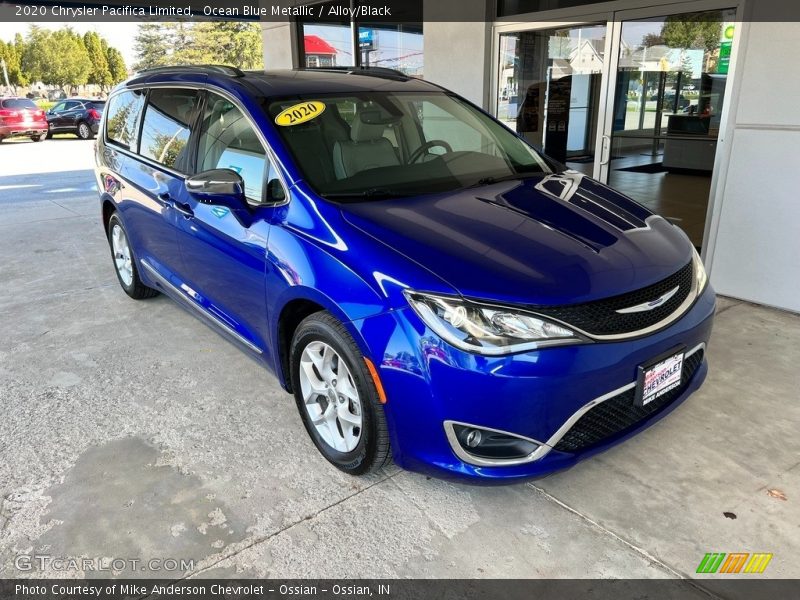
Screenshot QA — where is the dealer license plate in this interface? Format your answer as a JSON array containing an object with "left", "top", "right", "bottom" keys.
[{"left": 636, "top": 349, "right": 685, "bottom": 407}]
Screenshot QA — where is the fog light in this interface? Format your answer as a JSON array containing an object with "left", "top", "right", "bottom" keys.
[
  {"left": 451, "top": 423, "right": 540, "bottom": 463},
  {"left": 465, "top": 429, "right": 482, "bottom": 448}
]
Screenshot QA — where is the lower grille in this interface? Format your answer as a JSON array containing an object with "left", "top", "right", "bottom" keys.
[{"left": 553, "top": 349, "right": 704, "bottom": 454}]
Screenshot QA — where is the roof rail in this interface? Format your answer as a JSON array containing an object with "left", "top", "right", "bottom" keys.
[
  {"left": 299, "top": 66, "right": 410, "bottom": 80},
  {"left": 135, "top": 64, "right": 245, "bottom": 77}
]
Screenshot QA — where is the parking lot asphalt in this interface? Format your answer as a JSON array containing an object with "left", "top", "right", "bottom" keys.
[{"left": 1, "top": 138, "right": 799, "bottom": 588}]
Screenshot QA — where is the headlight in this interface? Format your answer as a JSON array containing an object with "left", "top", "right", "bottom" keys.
[
  {"left": 692, "top": 246, "right": 708, "bottom": 293},
  {"left": 404, "top": 291, "right": 585, "bottom": 355}
]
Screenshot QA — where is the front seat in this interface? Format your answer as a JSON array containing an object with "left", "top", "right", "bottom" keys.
[{"left": 333, "top": 109, "right": 401, "bottom": 179}]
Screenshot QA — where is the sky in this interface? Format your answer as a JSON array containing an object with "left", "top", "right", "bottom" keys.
[{"left": 0, "top": 22, "right": 140, "bottom": 67}]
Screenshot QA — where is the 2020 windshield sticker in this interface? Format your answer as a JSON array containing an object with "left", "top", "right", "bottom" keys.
[{"left": 275, "top": 101, "right": 326, "bottom": 126}]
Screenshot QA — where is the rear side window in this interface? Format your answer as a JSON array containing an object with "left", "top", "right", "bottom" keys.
[
  {"left": 139, "top": 88, "right": 201, "bottom": 172},
  {"left": 105, "top": 90, "right": 146, "bottom": 150},
  {"left": 1, "top": 99, "right": 37, "bottom": 110}
]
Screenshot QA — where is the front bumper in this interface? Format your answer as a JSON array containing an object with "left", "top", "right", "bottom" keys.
[{"left": 353, "top": 283, "right": 716, "bottom": 482}]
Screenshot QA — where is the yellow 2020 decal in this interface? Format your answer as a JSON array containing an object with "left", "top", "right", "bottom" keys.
[{"left": 275, "top": 101, "right": 326, "bottom": 126}]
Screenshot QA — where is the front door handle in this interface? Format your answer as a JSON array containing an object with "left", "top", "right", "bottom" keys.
[{"left": 158, "top": 193, "right": 194, "bottom": 218}]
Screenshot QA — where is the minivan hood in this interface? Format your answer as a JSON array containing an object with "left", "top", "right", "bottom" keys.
[{"left": 339, "top": 172, "right": 693, "bottom": 306}]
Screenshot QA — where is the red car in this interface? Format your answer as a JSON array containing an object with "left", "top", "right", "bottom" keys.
[{"left": 0, "top": 97, "right": 49, "bottom": 143}]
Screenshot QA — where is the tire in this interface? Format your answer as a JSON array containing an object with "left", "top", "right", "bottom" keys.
[
  {"left": 31, "top": 133, "right": 46, "bottom": 142},
  {"left": 77, "top": 121, "right": 93, "bottom": 140},
  {"left": 107, "top": 213, "right": 158, "bottom": 300},
  {"left": 290, "top": 312, "right": 390, "bottom": 475},
  {"left": 46, "top": 126, "right": 53, "bottom": 139}
]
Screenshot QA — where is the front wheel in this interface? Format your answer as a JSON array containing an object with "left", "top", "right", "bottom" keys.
[
  {"left": 31, "top": 133, "right": 46, "bottom": 142},
  {"left": 77, "top": 121, "right": 93, "bottom": 140},
  {"left": 290, "top": 312, "right": 390, "bottom": 475},
  {"left": 107, "top": 213, "right": 158, "bottom": 300}
]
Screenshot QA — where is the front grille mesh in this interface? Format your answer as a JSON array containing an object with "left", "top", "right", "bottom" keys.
[
  {"left": 530, "top": 261, "right": 694, "bottom": 336},
  {"left": 553, "top": 349, "right": 704, "bottom": 454}
]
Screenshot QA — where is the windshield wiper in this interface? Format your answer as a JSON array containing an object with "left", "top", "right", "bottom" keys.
[
  {"left": 466, "top": 172, "right": 540, "bottom": 189},
  {"left": 321, "top": 187, "right": 411, "bottom": 200}
]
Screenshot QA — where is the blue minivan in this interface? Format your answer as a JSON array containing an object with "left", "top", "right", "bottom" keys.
[{"left": 95, "top": 65, "right": 714, "bottom": 482}]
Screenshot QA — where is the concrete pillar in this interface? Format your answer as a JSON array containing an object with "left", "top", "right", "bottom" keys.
[
  {"left": 423, "top": 0, "right": 493, "bottom": 109},
  {"left": 262, "top": 22, "right": 298, "bottom": 70}
]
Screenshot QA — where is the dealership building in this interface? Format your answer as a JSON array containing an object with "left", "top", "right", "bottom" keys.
[{"left": 262, "top": 0, "right": 799, "bottom": 314}]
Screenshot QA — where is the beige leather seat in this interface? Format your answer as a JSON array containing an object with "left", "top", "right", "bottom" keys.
[{"left": 332, "top": 109, "right": 401, "bottom": 179}]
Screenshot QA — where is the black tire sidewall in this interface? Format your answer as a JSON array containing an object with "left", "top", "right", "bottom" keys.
[{"left": 290, "top": 314, "right": 386, "bottom": 474}]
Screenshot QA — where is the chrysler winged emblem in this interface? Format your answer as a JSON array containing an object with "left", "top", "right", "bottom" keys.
[{"left": 616, "top": 286, "right": 680, "bottom": 314}]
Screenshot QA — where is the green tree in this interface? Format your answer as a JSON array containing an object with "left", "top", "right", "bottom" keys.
[
  {"left": 165, "top": 22, "right": 200, "bottom": 64},
  {"left": 106, "top": 46, "right": 128, "bottom": 84},
  {"left": 20, "top": 25, "right": 51, "bottom": 85},
  {"left": 661, "top": 13, "right": 722, "bottom": 53},
  {"left": 84, "top": 31, "right": 112, "bottom": 89},
  {"left": 22, "top": 26, "right": 91, "bottom": 91},
  {"left": 192, "top": 22, "right": 264, "bottom": 69},
  {"left": 0, "top": 40, "right": 26, "bottom": 91},
  {"left": 50, "top": 28, "right": 92, "bottom": 90},
  {"left": 134, "top": 22, "right": 166, "bottom": 70}
]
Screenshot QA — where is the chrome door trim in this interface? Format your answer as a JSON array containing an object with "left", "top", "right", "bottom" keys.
[{"left": 140, "top": 259, "right": 263, "bottom": 355}]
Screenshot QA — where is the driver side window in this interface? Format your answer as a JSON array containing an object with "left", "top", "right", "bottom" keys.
[{"left": 196, "top": 93, "right": 282, "bottom": 204}]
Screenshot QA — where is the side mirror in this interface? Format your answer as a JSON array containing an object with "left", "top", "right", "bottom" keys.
[
  {"left": 266, "top": 178, "right": 286, "bottom": 203},
  {"left": 186, "top": 169, "right": 246, "bottom": 208}
]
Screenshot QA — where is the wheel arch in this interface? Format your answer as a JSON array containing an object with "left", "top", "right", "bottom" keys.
[
  {"left": 101, "top": 196, "right": 117, "bottom": 235},
  {"left": 272, "top": 288, "right": 378, "bottom": 393}
]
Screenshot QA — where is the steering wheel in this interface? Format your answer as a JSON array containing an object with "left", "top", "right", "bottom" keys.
[{"left": 408, "top": 139, "right": 453, "bottom": 164}]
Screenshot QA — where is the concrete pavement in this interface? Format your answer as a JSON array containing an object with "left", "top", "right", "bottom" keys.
[{"left": 1, "top": 139, "right": 798, "bottom": 589}]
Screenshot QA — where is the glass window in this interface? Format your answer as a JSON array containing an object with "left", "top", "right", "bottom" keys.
[
  {"left": 268, "top": 92, "right": 550, "bottom": 200},
  {"left": 1, "top": 98, "right": 38, "bottom": 110},
  {"left": 497, "top": 24, "right": 606, "bottom": 171},
  {"left": 139, "top": 88, "right": 200, "bottom": 171},
  {"left": 64, "top": 101, "right": 81, "bottom": 110},
  {"left": 50, "top": 101, "right": 66, "bottom": 112},
  {"left": 105, "top": 89, "right": 146, "bottom": 151},
  {"left": 358, "top": 24, "right": 423, "bottom": 76},
  {"left": 197, "top": 93, "right": 268, "bottom": 204}
]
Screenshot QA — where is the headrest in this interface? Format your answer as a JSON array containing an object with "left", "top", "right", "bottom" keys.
[{"left": 350, "top": 109, "right": 399, "bottom": 142}]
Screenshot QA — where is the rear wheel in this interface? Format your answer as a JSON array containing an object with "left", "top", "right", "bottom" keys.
[
  {"left": 77, "top": 121, "right": 93, "bottom": 140},
  {"left": 290, "top": 312, "right": 390, "bottom": 475},
  {"left": 31, "top": 133, "right": 46, "bottom": 142},
  {"left": 107, "top": 213, "right": 158, "bottom": 300}
]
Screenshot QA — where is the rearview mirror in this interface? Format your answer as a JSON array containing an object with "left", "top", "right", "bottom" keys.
[{"left": 186, "top": 169, "right": 246, "bottom": 208}]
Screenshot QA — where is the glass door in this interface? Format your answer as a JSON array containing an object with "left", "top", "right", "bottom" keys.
[
  {"left": 600, "top": 4, "right": 738, "bottom": 247},
  {"left": 496, "top": 22, "right": 609, "bottom": 176}
]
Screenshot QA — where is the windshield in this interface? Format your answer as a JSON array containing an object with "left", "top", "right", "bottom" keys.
[
  {"left": 267, "top": 92, "right": 551, "bottom": 200},
  {"left": 2, "top": 99, "right": 38, "bottom": 110}
]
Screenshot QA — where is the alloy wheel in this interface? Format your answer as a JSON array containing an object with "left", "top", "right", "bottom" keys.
[
  {"left": 78, "top": 123, "right": 90, "bottom": 139},
  {"left": 111, "top": 223, "right": 133, "bottom": 286},
  {"left": 298, "top": 341, "right": 363, "bottom": 452}
]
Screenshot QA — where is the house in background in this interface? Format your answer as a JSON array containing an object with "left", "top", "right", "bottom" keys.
[{"left": 304, "top": 35, "right": 337, "bottom": 68}]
